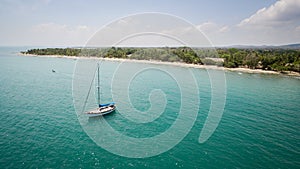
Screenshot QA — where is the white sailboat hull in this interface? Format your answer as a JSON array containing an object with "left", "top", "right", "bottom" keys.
[{"left": 86, "top": 104, "right": 116, "bottom": 117}]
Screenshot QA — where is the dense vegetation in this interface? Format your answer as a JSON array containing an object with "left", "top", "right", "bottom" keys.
[
  {"left": 218, "top": 48, "right": 300, "bottom": 72},
  {"left": 22, "top": 47, "right": 300, "bottom": 73},
  {"left": 22, "top": 48, "right": 81, "bottom": 56},
  {"left": 22, "top": 47, "right": 203, "bottom": 64}
]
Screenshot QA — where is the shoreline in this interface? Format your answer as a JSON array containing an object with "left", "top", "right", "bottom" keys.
[{"left": 20, "top": 53, "right": 300, "bottom": 77}]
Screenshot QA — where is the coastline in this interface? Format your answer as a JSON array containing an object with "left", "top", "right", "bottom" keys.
[{"left": 20, "top": 53, "right": 300, "bottom": 77}]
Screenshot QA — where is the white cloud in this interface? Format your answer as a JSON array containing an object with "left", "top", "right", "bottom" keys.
[
  {"left": 196, "top": 22, "right": 217, "bottom": 32},
  {"left": 239, "top": 0, "right": 300, "bottom": 27},
  {"left": 232, "top": 0, "right": 300, "bottom": 45},
  {"left": 88, "top": 14, "right": 216, "bottom": 47},
  {"left": 30, "top": 23, "right": 96, "bottom": 46},
  {"left": 191, "top": 22, "right": 235, "bottom": 46},
  {"left": 193, "top": 0, "right": 300, "bottom": 46},
  {"left": 218, "top": 26, "right": 229, "bottom": 33},
  {"left": 196, "top": 22, "right": 230, "bottom": 34}
]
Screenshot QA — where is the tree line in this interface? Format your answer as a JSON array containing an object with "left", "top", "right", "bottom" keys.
[
  {"left": 218, "top": 48, "right": 300, "bottom": 72},
  {"left": 22, "top": 47, "right": 300, "bottom": 73},
  {"left": 22, "top": 48, "right": 81, "bottom": 56}
]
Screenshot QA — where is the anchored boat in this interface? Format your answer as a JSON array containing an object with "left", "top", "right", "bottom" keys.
[{"left": 86, "top": 62, "right": 116, "bottom": 117}]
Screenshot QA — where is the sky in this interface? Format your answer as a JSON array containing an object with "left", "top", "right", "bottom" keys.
[{"left": 0, "top": 0, "right": 299, "bottom": 46}]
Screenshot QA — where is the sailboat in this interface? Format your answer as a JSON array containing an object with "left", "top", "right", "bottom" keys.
[{"left": 85, "top": 62, "right": 116, "bottom": 117}]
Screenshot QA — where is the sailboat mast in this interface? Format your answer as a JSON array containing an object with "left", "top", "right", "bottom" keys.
[{"left": 97, "top": 62, "right": 100, "bottom": 106}]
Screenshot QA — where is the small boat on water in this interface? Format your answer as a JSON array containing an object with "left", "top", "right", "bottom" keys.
[
  {"left": 86, "top": 103, "right": 116, "bottom": 117},
  {"left": 85, "top": 62, "right": 116, "bottom": 117}
]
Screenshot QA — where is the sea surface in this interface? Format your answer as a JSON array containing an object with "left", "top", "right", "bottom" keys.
[{"left": 0, "top": 47, "right": 299, "bottom": 168}]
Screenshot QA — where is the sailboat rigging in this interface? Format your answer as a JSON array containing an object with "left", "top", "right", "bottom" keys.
[{"left": 85, "top": 62, "right": 116, "bottom": 117}]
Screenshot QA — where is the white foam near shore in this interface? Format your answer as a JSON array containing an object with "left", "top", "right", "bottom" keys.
[{"left": 20, "top": 53, "right": 300, "bottom": 77}]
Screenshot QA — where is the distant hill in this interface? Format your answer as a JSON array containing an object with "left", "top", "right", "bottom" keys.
[
  {"left": 224, "top": 43, "right": 300, "bottom": 49},
  {"left": 278, "top": 43, "right": 300, "bottom": 49}
]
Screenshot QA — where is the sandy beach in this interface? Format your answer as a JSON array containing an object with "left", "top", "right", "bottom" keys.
[{"left": 20, "top": 53, "right": 300, "bottom": 77}]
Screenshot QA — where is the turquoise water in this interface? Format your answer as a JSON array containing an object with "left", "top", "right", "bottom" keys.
[{"left": 0, "top": 47, "right": 299, "bottom": 168}]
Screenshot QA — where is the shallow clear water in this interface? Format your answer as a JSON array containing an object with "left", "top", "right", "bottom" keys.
[{"left": 0, "top": 47, "right": 299, "bottom": 168}]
